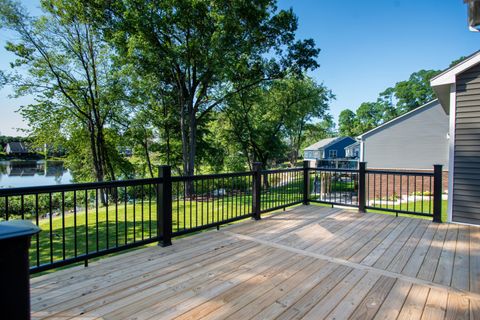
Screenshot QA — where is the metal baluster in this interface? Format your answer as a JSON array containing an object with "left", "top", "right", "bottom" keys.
[
  {"left": 106, "top": 189, "right": 109, "bottom": 249},
  {"left": 35, "top": 194, "right": 40, "bottom": 266},
  {"left": 49, "top": 193, "right": 53, "bottom": 264},
  {"left": 74, "top": 191, "right": 77, "bottom": 257},
  {"left": 85, "top": 190, "right": 89, "bottom": 266},
  {"left": 133, "top": 186, "right": 136, "bottom": 242},
  {"left": 95, "top": 188, "right": 99, "bottom": 252},
  {"left": 62, "top": 192, "right": 65, "bottom": 261},
  {"left": 141, "top": 184, "right": 144, "bottom": 240}
]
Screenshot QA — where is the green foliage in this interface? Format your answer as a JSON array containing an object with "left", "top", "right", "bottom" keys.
[
  {"left": 338, "top": 109, "right": 357, "bottom": 137},
  {"left": 1, "top": 0, "right": 332, "bottom": 180},
  {"left": 221, "top": 76, "right": 331, "bottom": 169},
  {"left": 337, "top": 59, "right": 464, "bottom": 137},
  {"left": 0, "top": 0, "right": 130, "bottom": 182},
  {"left": 379, "top": 69, "right": 441, "bottom": 114},
  {"left": 85, "top": 0, "right": 321, "bottom": 177}
]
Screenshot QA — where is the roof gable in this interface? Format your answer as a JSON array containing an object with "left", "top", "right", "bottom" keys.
[
  {"left": 431, "top": 51, "right": 480, "bottom": 112},
  {"left": 431, "top": 50, "right": 480, "bottom": 86},
  {"left": 7, "top": 142, "right": 28, "bottom": 153}
]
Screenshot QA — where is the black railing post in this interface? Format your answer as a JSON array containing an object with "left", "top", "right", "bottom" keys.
[
  {"left": 303, "top": 160, "right": 310, "bottom": 205},
  {"left": 158, "top": 165, "right": 172, "bottom": 246},
  {"left": 358, "top": 162, "right": 366, "bottom": 213},
  {"left": 252, "top": 162, "right": 262, "bottom": 220},
  {"left": 433, "top": 164, "right": 443, "bottom": 223},
  {"left": 0, "top": 220, "right": 40, "bottom": 320}
]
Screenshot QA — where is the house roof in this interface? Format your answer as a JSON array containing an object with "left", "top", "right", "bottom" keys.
[
  {"left": 431, "top": 50, "right": 480, "bottom": 113},
  {"left": 304, "top": 137, "right": 349, "bottom": 151},
  {"left": 344, "top": 141, "right": 360, "bottom": 150},
  {"left": 7, "top": 142, "right": 28, "bottom": 153},
  {"left": 357, "top": 99, "right": 441, "bottom": 140}
]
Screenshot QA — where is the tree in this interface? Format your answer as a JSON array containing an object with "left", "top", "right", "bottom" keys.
[
  {"left": 379, "top": 69, "right": 441, "bottom": 114},
  {"left": 282, "top": 77, "right": 333, "bottom": 166},
  {"left": 0, "top": 0, "right": 127, "bottom": 182},
  {"left": 338, "top": 109, "right": 358, "bottom": 137},
  {"left": 301, "top": 116, "right": 336, "bottom": 150},
  {"left": 223, "top": 77, "right": 331, "bottom": 169},
  {"left": 87, "top": 0, "right": 320, "bottom": 182}
]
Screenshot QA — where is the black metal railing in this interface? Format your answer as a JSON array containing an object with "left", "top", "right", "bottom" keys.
[
  {"left": 0, "top": 165, "right": 304, "bottom": 273},
  {"left": 307, "top": 168, "right": 359, "bottom": 207},
  {"left": 259, "top": 167, "right": 304, "bottom": 213},
  {"left": 364, "top": 165, "right": 443, "bottom": 222},
  {"left": 0, "top": 178, "right": 164, "bottom": 273},
  {"left": 0, "top": 161, "right": 443, "bottom": 273}
]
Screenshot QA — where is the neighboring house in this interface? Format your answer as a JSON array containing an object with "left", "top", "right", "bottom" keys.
[
  {"left": 431, "top": 50, "right": 480, "bottom": 225},
  {"left": 303, "top": 137, "right": 356, "bottom": 160},
  {"left": 344, "top": 141, "right": 360, "bottom": 159},
  {"left": 357, "top": 100, "right": 449, "bottom": 170},
  {"left": 5, "top": 142, "right": 29, "bottom": 156}
]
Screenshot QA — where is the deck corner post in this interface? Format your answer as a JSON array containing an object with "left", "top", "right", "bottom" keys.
[
  {"left": 158, "top": 165, "right": 173, "bottom": 246},
  {"left": 303, "top": 160, "right": 310, "bottom": 205},
  {"left": 433, "top": 164, "right": 443, "bottom": 223},
  {"left": 252, "top": 162, "right": 262, "bottom": 220},
  {"left": 0, "top": 220, "right": 40, "bottom": 320},
  {"left": 358, "top": 162, "right": 367, "bottom": 213}
]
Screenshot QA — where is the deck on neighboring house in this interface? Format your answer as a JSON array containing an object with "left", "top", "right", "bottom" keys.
[{"left": 30, "top": 205, "right": 480, "bottom": 320}]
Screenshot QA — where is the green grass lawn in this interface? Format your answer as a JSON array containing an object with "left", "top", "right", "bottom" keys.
[{"left": 366, "top": 199, "right": 448, "bottom": 222}]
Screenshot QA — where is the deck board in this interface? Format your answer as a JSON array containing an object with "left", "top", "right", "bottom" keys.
[{"left": 30, "top": 205, "right": 480, "bottom": 320}]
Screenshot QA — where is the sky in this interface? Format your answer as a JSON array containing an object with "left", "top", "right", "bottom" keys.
[{"left": 0, "top": 0, "right": 478, "bottom": 136}]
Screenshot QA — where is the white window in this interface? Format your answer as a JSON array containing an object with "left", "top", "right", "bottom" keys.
[{"left": 329, "top": 150, "right": 337, "bottom": 159}]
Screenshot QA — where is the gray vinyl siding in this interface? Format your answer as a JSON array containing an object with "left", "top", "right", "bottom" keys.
[
  {"left": 453, "top": 63, "right": 480, "bottom": 225},
  {"left": 361, "top": 101, "right": 449, "bottom": 170}
]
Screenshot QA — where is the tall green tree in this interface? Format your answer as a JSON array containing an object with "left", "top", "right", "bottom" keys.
[
  {"left": 301, "top": 116, "right": 336, "bottom": 150},
  {"left": 87, "top": 0, "right": 320, "bottom": 180},
  {"left": 0, "top": 0, "right": 128, "bottom": 182},
  {"left": 282, "top": 78, "right": 333, "bottom": 166},
  {"left": 379, "top": 69, "right": 441, "bottom": 113},
  {"left": 224, "top": 77, "right": 331, "bottom": 169},
  {"left": 338, "top": 109, "right": 358, "bottom": 137}
]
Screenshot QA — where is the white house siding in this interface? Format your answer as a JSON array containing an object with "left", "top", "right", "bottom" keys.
[{"left": 360, "top": 100, "right": 449, "bottom": 170}]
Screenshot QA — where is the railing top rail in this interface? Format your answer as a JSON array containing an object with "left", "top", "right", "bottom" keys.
[
  {"left": 309, "top": 168, "right": 359, "bottom": 173},
  {"left": 260, "top": 168, "right": 304, "bottom": 174},
  {"left": 0, "top": 177, "right": 164, "bottom": 196},
  {"left": 171, "top": 171, "right": 253, "bottom": 182},
  {"left": 365, "top": 169, "right": 434, "bottom": 176}
]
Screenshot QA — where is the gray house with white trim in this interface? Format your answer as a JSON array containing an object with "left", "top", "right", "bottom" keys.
[
  {"left": 357, "top": 100, "right": 449, "bottom": 170},
  {"left": 431, "top": 50, "right": 480, "bottom": 225}
]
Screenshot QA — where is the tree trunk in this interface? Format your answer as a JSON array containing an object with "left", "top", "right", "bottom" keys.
[{"left": 185, "top": 108, "right": 196, "bottom": 196}]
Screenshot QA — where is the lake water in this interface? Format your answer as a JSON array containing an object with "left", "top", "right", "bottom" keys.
[{"left": 0, "top": 160, "right": 73, "bottom": 188}]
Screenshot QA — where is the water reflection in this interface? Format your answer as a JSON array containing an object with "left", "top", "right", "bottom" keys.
[{"left": 0, "top": 161, "right": 73, "bottom": 188}]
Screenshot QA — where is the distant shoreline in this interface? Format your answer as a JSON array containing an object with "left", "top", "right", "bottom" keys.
[{"left": 0, "top": 154, "right": 65, "bottom": 161}]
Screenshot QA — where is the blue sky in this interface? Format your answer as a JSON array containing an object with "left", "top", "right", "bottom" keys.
[{"left": 0, "top": 0, "right": 478, "bottom": 136}]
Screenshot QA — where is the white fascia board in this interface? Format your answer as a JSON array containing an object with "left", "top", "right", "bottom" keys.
[{"left": 431, "top": 51, "right": 480, "bottom": 87}]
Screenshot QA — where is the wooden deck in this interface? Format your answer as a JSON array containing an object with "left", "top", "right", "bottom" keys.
[{"left": 30, "top": 205, "right": 480, "bottom": 320}]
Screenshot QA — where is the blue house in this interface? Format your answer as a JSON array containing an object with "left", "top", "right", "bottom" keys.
[{"left": 303, "top": 137, "right": 356, "bottom": 161}]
